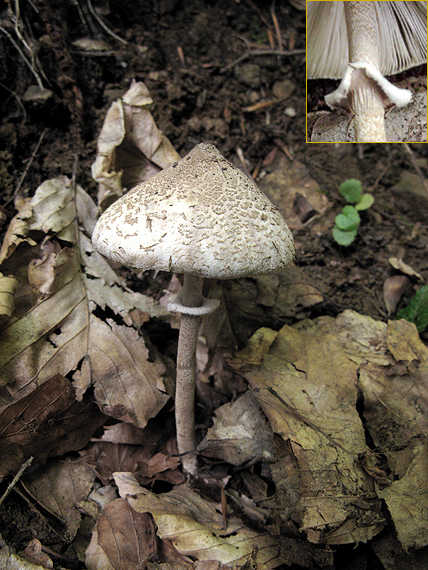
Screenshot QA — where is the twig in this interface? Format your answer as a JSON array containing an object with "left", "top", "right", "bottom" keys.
[
  {"left": 270, "top": 1, "right": 283, "bottom": 52},
  {"left": 368, "top": 159, "right": 392, "bottom": 194},
  {"left": 0, "top": 457, "right": 33, "bottom": 508},
  {"left": 0, "top": 24, "right": 44, "bottom": 89},
  {"left": 221, "top": 47, "right": 305, "bottom": 73},
  {"left": 0, "top": 81, "right": 27, "bottom": 121},
  {"left": 86, "top": 0, "right": 128, "bottom": 45},
  {"left": 4, "top": 129, "right": 47, "bottom": 208}
]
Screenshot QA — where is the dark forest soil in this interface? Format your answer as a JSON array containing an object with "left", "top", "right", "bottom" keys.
[{"left": 0, "top": 0, "right": 428, "bottom": 568}]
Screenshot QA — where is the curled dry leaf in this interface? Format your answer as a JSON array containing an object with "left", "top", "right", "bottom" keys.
[
  {"left": 81, "top": 440, "right": 183, "bottom": 487},
  {"left": 388, "top": 256, "right": 424, "bottom": 281},
  {"left": 19, "top": 539, "right": 53, "bottom": 569},
  {"left": 383, "top": 275, "right": 409, "bottom": 315},
  {"left": 91, "top": 80, "right": 180, "bottom": 209}
]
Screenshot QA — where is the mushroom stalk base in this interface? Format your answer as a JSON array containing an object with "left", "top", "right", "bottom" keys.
[{"left": 175, "top": 274, "right": 204, "bottom": 475}]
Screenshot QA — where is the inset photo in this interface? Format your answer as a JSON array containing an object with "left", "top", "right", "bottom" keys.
[{"left": 306, "top": 1, "right": 427, "bottom": 142}]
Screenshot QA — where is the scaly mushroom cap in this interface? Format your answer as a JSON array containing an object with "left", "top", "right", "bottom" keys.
[
  {"left": 308, "top": 1, "right": 427, "bottom": 80},
  {"left": 92, "top": 143, "right": 294, "bottom": 279}
]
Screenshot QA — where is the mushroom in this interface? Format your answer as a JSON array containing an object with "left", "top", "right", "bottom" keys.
[
  {"left": 92, "top": 143, "right": 294, "bottom": 474},
  {"left": 307, "top": 1, "right": 427, "bottom": 141}
]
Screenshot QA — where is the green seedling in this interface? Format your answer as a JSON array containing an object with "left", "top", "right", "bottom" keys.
[
  {"left": 396, "top": 283, "right": 428, "bottom": 333},
  {"left": 332, "top": 179, "right": 374, "bottom": 246}
]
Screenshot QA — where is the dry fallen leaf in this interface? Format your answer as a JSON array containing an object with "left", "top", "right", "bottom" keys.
[
  {"left": 19, "top": 539, "right": 53, "bottom": 569},
  {"left": 258, "top": 153, "right": 331, "bottom": 233},
  {"left": 223, "top": 266, "right": 323, "bottom": 345},
  {"left": 0, "top": 374, "right": 105, "bottom": 478},
  {"left": 22, "top": 458, "right": 96, "bottom": 540},
  {"left": 383, "top": 275, "right": 409, "bottom": 315},
  {"left": 232, "top": 310, "right": 428, "bottom": 549},
  {"left": 91, "top": 80, "right": 181, "bottom": 209},
  {"left": 0, "top": 543, "right": 48, "bottom": 570},
  {"left": 81, "top": 440, "right": 183, "bottom": 487},
  {"left": 0, "top": 176, "right": 171, "bottom": 431},
  {"left": 86, "top": 498, "right": 157, "bottom": 570},
  {"left": 112, "top": 473, "right": 283, "bottom": 569},
  {"left": 198, "top": 392, "right": 277, "bottom": 466}
]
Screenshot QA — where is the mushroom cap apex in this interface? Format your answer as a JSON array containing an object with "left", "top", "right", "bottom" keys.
[{"left": 92, "top": 143, "right": 294, "bottom": 279}]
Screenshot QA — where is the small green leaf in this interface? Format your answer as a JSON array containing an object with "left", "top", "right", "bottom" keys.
[
  {"left": 339, "top": 179, "right": 363, "bottom": 203},
  {"left": 355, "top": 193, "right": 374, "bottom": 210},
  {"left": 396, "top": 284, "right": 428, "bottom": 332},
  {"left": 332, "top": 226, "right": 358, "bottom": 246},
  {"left": 335, "top": 213, "right": 358, "bottom": 231},
  {"left": 341, "top": 205, "right": 361, "bottom": 225}
]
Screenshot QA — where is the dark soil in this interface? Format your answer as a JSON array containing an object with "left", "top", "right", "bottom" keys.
[{"left": 0, "top": 0, "right": 427, "bottom": 568}]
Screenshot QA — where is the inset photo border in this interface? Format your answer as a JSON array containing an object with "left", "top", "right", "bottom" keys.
[{"left": 306, "top": 1, "right": 428, "bottom": 143}]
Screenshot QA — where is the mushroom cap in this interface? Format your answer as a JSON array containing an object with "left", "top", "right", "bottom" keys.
[
  {"left": 92, "top": 143, "right": 294, "bottom": 279},
  {"left": 308, "top": 1, "right": 427, "bottom": 79}
]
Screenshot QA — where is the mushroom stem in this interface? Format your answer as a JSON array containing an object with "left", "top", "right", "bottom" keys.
[
  {"left": 351, "top": 70, "right": 386, "bottom": 142},
  {"left": 175, "top": 273, "right": 203, "bottom": 475},
  {"left": 344, "top": 1, "right": 386, "bottom": 142}
]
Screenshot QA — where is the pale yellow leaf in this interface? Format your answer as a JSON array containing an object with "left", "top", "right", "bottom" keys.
[
  {"left": 377, "top": 445, "right": 428, "bottom": 550},
  {"left": 0, "top": 273, "right": 20, "bottom": 323},
  {"left": 235, "top": 310, "right": 428, "bottom": 548},
  {"left": 112, "top": 476, "right": 281, "bottom": 569},
  {"left": 236, "top": 314, "right": 381, "bottom": 545}
]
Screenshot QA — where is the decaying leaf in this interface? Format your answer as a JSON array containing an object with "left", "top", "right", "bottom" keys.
[
  {"left": 198, "top": 392, "right": 276, "bottom": 466},
  {"left": 22, "top": 458, "right": 96, "bottom": 540},
  {"left": 81, "top": 439, "right": 183, "bottom": 487},
  {"left": 19, "top": 539, "right": 53, "bottom": 569},
  {"left": 0, "top": 176, "right": 171, "bottom": 430},
  {"left": 91, "top": 80, "right": 180, "bottom": 209},
  {"left": 377, "top": 445, "right": 428, "bottom": 550},
  {"left": 258, "top": 153, "right": 331, "bottom": 233},
  {"left": 86, "top": 498, "right": 157, "bottom": 570},
  {"left": 223, "top": 266, "right": 323, "bottom": 344},
  {"left": 232, "top": 310, "right": 428, "bottom": 549},
  {"left": 112, "top": 474, "right": 282, "bottom": 569},
  {"left": 0, "top": 374, "right": 106, "bottom": 478}
]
